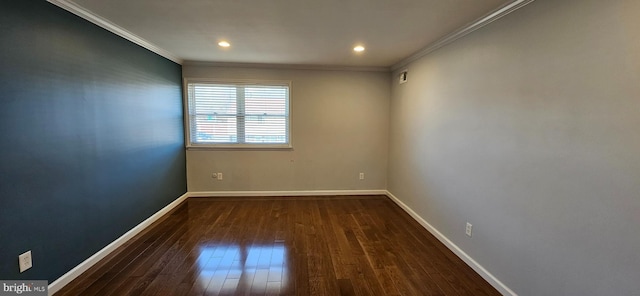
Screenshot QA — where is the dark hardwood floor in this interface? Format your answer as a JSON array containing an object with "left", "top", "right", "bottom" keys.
[{"left": 56, "top": 196, "right": 500, "bottom": 296}]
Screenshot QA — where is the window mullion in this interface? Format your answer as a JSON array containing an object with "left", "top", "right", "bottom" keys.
[{"left": 236, "top": 86, "right": 246, "bottom": 143}]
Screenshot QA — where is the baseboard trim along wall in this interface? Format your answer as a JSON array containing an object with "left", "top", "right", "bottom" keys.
[
  {"left": 47, "top": 190, "right": 383, "bottom": 294},
  {"left": 384, "top": 191, "right": 517, "bottom": 296},
  {"left": 49, "top": 189, "right": 513, "bottom": 295},
  {"left": 188, "top": 189, "right": 388, "bottom": 197},
  {"left": 48, "top": 192, "right": 189, "bottom": 295}
]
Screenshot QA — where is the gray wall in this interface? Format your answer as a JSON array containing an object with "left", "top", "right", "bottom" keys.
[
  {"left": 387, "top": 0, "right": 640, "bottom": 295},
  {"left": 184, "top": 65, "right": 389, "bottom": 192},
  {"left": 0, "top": 1, "right": 186, "bottom": 282}
]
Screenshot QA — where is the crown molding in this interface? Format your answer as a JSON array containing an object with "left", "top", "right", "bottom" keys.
[
  {"left": 47, "top": 0, "right": 183, "bottom": 65},
  {"left": 47, "top": 0, "right": 534, "bottom": 71},
  {"left": 183, "top": 61, "right": 390, "bottom": 73},
  {"left": 391, "top": 0, "right": 536, "bottom": 72}
]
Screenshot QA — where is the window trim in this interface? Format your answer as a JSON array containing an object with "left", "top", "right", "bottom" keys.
[{"left": 183, "top": 78, "right": 293, "bottom": 150}]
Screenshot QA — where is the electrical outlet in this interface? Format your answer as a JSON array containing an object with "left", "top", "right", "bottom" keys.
[
  {"left": 465, "top": 222, "right": 473, "bottom": 237},
  {"left": 359, "top": 172, "right": 365, "bottom": 180},
  {"left": 19, "top": 251, "right": 32, "bottom": 273},
  {"left": 212, "top": 172, "right": 223, "bottom": 180}
]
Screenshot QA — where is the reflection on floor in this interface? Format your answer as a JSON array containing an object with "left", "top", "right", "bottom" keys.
[{"left": 196, "top": 244, "right": 288, "bottom": 294}]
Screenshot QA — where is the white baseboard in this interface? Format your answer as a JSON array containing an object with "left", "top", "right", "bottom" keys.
[
  {"left": 48, "top": 189, "right": 381, "bottom": 294},
  {"left": 48, "top": 192, "right": 189, "bottom": 295},
  {"left": 48, "top": 189, "right": 514, "bottom": 295},
  {"left": 384, "top": 190, "right": 518, "bottom": 296},
  {"left": 188, "top": 189, "right": 387, "bottom": 197}
]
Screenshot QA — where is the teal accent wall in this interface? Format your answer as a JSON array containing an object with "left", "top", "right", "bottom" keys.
[{"left": 0, "top": 0, "right": 186, "bottom": 281}]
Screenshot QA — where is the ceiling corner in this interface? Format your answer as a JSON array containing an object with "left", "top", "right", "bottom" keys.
[
  {"left": 391, "top": 0, "right": 536, "bottom": 72},
  {"left": 47, "top": 0, "right": 183, "bottom": 64}
]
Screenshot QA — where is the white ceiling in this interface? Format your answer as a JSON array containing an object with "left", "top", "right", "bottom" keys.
[{"left": 67, "top": 0, "right": 514, "bottom": 68}]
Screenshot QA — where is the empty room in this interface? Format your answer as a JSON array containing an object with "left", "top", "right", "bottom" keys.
[{"left": 1, "top": 0, "right": 638, "bottom": 295}]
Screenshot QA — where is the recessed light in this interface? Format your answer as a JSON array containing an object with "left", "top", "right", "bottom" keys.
[
  {"left": 353, "top": 45, "right": 365, "bottom": 52},
  {"left": 218, "top": 41, "right": 230, "bottom": 47}
]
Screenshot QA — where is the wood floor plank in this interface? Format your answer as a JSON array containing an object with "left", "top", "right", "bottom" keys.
[{"left": 55, "top": 196, "right": 501, "bottom": 296}]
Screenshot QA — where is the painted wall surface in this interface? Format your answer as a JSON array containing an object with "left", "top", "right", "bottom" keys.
[
  {"left": 388, "top": 0, "right": 640, "bottom": 295},
  {"left": 184, "top": 66, "right": 389, "bottom": 192},
  {"left": 0, "top": 1, "right": 186, "bottom": 282}
]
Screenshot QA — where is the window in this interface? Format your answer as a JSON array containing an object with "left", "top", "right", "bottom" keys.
[{"left": 185, "top": 80, "right": 291, "bottom": 148}]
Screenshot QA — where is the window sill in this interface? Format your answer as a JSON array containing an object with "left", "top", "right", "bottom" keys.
[{"left": 186, "top": 144, "right": 293, "bottom": 151}]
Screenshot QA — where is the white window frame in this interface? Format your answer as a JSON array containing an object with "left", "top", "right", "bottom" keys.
[{"left": 183, "top": 78, "right": 292, "bottom": 149}]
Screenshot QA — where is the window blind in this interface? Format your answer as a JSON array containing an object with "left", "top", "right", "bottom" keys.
[{"left": 186, "top": 81, "right": 290, "bottom": 147}]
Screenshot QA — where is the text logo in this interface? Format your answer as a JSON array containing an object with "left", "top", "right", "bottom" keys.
[{"left": 0, "top": 281, "right": 47, "bottom": 296}]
